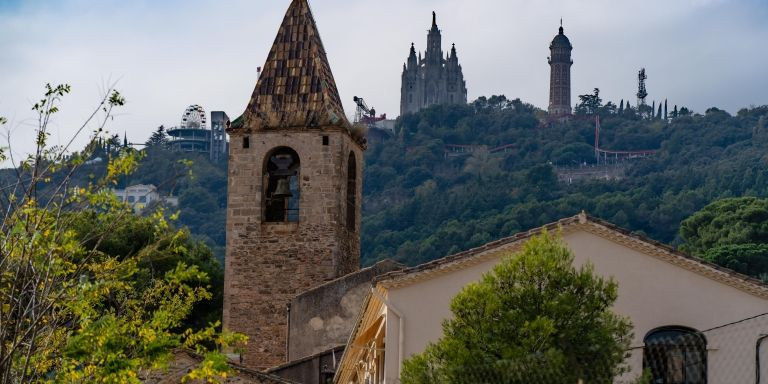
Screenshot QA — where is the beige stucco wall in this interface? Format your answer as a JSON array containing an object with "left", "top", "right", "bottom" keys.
[{"left": 382, "top": 229, "right": 768, "bottom": 383}]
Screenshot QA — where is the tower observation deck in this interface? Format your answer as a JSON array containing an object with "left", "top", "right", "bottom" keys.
[{"left": 167, "top": 105, "right": 229, "bottom": 161}]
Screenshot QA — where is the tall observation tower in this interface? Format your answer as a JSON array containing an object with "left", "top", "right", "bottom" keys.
[{"left": 548, "top": 22, "right": 573, "bottom": 116}]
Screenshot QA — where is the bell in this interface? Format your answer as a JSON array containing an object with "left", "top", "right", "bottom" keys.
[{"left": 273, "top": 178, "right": 293, "bottom": 198}]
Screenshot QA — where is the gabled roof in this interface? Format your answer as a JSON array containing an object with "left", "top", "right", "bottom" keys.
[
  {"left": 375, "top": 213, "right": 768, "bottom": 299},
  {"left": 234, "top": 0, "right": 349, "bottom": 134}
]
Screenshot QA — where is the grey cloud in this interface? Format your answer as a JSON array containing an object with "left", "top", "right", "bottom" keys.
[{"left": 0, "top": 0, "right": 766, "bottom": 160}]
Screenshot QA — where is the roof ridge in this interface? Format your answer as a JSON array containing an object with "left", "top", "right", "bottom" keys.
[{"left": 375, "top": 214, "right": 768, "bottom": 297}]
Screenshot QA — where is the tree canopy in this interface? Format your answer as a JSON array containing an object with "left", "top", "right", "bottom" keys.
[
  {"left": 363, "top": 97, "right": 768, "bottom": 267},
  {"left": 0, "top": 84, "right": 241, "bottom": 383},
  {"left": 680, "top": 197, "right": 768, "bottom": 281},
  {"left": 401, "top": 231, "right": 633, "bottom": 384},
  {"left": 679, "top": 197, "right": 768, "bottom": 255}
]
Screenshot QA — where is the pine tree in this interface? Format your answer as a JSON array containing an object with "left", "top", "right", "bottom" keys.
[
  {"left": 401, "top": 231, "right": 633, "bottom": 384},
  {"left": 146, "top": 125, "right": 170, "bottom": 148}
]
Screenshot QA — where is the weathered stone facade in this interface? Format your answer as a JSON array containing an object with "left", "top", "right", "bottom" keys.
[
  {"left": 548, "top": 24, "right": 574, "bottom": 116},
  {"left": 287, "top": 260, "right": 403, "bottom": 361},
  {"left": 223, "top": 0, "right": 365, "bottom": 371},
  {"left": 400, "top": 12, "right": 467, "bottom": 116},
  {"left": 224, "top": 129, "right": 363, "bottom": 369}
]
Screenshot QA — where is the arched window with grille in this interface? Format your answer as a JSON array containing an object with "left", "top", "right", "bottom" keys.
[
  {"left": 346, "top": 152, "right": 357, "bottom": 231},
  {"left": 643, "top": 327, "right": 707, "bottom": 384},
  {"left": 263, "top": 147, "right": 300, "bottom": 223}
]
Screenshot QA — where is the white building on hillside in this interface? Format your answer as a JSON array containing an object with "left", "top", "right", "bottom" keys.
[{"left": 112, "top": 184, "right": 177, "bottom": 213}]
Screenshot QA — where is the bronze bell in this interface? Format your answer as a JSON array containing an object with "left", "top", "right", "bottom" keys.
[{"left": 273, "top": 178, "right": 293, "bottom": 198}]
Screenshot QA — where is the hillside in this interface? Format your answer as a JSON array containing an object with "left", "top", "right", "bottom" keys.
[
  {"left": 362, "top": 96, "right": 768, "bottom": 266},
  {"left": 7, "top": 96, "right": 766, "bottom": 268}
]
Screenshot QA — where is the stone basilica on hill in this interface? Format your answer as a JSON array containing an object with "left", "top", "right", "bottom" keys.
[{"left": 400, "top": 12, "right": 468, "bottom": 115}]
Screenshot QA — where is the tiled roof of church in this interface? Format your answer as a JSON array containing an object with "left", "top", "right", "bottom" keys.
[{"left": 235, "top": 0, "right": 349, "bottom": 133}]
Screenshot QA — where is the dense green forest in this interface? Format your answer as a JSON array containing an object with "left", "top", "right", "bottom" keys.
[
  {"left": 11, "top": 96, "right": 767, "bottom": 271},
  {"left": 362, "top": 96, "right": 768, "bottom": 266}
]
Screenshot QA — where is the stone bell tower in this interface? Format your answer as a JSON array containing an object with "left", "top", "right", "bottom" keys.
[{"left": 223, "top": 0, "right": 365, "bottom": 370}]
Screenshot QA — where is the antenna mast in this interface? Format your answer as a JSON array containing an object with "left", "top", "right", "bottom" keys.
[{"left": 636, "top": 68, "right": 648, "bottom": 107}]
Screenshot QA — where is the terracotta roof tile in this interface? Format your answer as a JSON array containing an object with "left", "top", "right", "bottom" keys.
[{"left": 236, "top": 0, "right": 348, "bottom": 132}]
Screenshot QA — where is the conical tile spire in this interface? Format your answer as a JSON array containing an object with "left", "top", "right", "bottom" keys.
[{"left": 239, "top": 0, "right": 348, "bottom": 132}]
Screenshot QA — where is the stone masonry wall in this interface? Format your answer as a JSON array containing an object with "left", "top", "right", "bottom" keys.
[
  {"left": 223, "top": 128, "right": 363, "bottom": 370},
  {"left": 287, "top": 260, "right": 403, "bottom": 361}
]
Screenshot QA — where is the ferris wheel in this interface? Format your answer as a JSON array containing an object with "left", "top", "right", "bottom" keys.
[{"left": 181, "top": 104, "right": 207, "bottom": 129}]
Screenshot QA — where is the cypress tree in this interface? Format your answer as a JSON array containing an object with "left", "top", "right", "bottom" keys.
[{"left": 664, "top": 99, "right": 668, "bottom": 120}]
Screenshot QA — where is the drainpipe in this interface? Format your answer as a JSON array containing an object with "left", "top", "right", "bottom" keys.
[
  {"left": 370, "top": 286, "right": 405, "bottom": 379},
  {"left": 757, "top": 334, "right": 768, "bottom": 384},
  {"left": 286, "top": 303, "right": 291, "bottom": 363}
]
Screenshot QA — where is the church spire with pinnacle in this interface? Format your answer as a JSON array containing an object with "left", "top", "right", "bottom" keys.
[
  {"left": 407, "top": 42, "right": 417, "bottom": 69},
  {"left": 400, "top": 11, "right": 467, "bottom": 115},
  {"left": 426, "top": 11, "right": 442, "bottom": 64},
  {"left": 236, "top": 0, "right": 348, "bottom": 133},
  {"left": 224, "top": 0, "right": 365, "bottom": 372}
]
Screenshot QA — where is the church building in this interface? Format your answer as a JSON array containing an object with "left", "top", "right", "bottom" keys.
[
  {"left": 222, "top": 0, "right": 367, "bottom": 370},
  {"left": 400, "top": 12, "right": 468, "bottom": 116}
]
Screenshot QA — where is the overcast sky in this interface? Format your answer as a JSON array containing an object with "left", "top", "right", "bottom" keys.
[{"left": 1, "top": 0, "right": 767, "bottom": 161}]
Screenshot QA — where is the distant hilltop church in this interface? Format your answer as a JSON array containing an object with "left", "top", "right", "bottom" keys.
[{"left": 400, "top": 12, "right": 468, "bottom": 115}]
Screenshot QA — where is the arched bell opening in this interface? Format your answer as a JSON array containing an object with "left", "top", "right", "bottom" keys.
[{"left": 263, "top": 147, "right": 300, "bottom": 223}]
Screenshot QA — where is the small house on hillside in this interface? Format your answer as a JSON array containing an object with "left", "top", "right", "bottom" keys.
[{"left": 112, "top": 184, "right": 178, "bottom": 214}]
